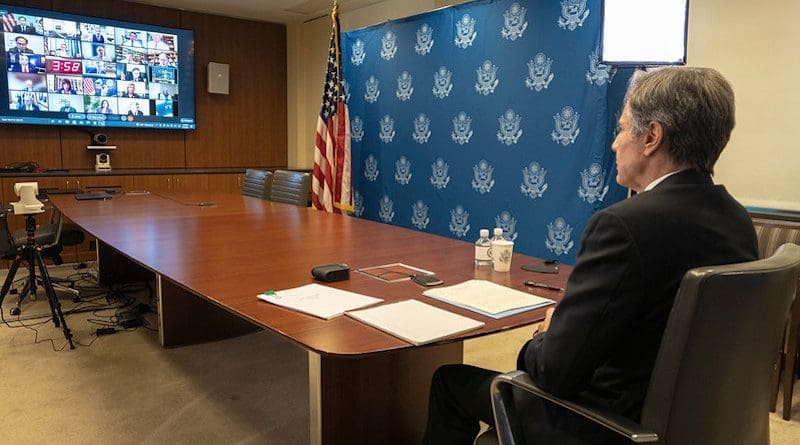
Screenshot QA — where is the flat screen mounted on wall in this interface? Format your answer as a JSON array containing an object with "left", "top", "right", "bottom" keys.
[
  {"left": 601, "top": 0, "right": 689, "bottom": 66},
  {"left": 1, "top": 3, "right": 195, "bottom": 130}
]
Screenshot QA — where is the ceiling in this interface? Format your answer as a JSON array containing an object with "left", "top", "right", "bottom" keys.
[{"left": 126, "top": 0, "right": 386, "bottom": 24}]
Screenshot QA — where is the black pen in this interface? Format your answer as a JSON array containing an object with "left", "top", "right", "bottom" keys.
[{"left": 523, "top": 281, "right": 564, "bottom": 291}]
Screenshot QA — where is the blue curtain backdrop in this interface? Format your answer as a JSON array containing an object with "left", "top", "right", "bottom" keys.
[{"left": 342, "top": 0, "right": 633, "bottom": 264}]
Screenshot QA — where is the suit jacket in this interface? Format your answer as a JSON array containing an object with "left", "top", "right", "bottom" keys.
[
  {"left": 10, "top": 63, "right": 36, "bottom": 73},
  {"left": 518, "top": 169, "right": 758, "bottom": 444},
  {"left": 12, "top": 24, "right": 36, "bottom": 34}
]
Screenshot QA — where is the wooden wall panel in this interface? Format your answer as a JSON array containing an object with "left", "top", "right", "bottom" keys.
[
  {"left": 0, "top": 125, "right": 62, "bottom": 169},
  {"left": 182, "top": 12, "right": 288, "bottom": 168},
  {"left": 0, "top": 0, "right": 286, "bottom": 170},
  {"left": 50, "top": 0, "right": 180, "bottom": 27}
]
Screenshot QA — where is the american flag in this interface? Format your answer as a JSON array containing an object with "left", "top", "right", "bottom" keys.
[
  {"left": 2, "top": 13, "right": 15, "bottom": 32},
  {"left": 311, "top": 2, "right": 351, "bottom": 214},
  {"left": 83, "top": 78, "right": 96, "bottom": 95}
]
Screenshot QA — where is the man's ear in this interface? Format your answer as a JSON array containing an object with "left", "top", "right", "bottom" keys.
[{"left": 642, "top": 121, "right": 665, "bottom": 156}]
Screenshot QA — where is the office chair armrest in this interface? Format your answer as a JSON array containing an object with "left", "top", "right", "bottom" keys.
[{"left": 490, "top": 371, "right": 659, "bottom": 444}]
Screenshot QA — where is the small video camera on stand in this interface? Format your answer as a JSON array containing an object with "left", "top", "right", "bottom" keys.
[
  {"left": 86, "top": 132, "right": 115, "bottom": 172},
  {"left": 0, "top": 182, "right": 74, "bottom": 348}
]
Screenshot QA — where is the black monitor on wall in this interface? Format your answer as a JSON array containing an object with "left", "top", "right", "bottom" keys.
[
  {"left": 0, "top": 3, "right": 195, "bottom": 130},
  {"left": 601, "top": 0, "right": 689, "bottom": 66}
]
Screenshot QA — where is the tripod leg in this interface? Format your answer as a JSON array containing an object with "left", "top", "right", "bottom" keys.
[
  {"left": 34, "top": 249, "right": 74, "bottom": 349},
  {"left": 26, "top": 248, "right": 37, "bottom": 301},
  {"left": 0, "top": 256, "right": 24, "bottom": 314}
]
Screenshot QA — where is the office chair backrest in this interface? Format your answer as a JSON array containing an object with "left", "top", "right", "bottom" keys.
[
  {"left": 242, "top": 169, "right": 271, "bottom": 199},
  {"left": 641, "top": 243, "right": 800, "bottom": 445},
  {"left": 269, "top": 169, "right": 311, "bottom": 207},
  {"left": 0, "top": 205, "right": 16, "bottom": 258}
]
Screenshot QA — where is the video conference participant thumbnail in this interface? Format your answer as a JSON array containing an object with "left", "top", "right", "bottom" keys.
[
  {"left": 154, "top": 99, "right": 176, "bottom": 117},
  {"left": 9, "top": 91, "right": 48, "bottom": 111},
  {"left": 50, "top": 93, "right": 84, "bottom": 113},
  {"left": 120, "top": 64, "right": 147, "bottom": 82},
  {"left": 79, "top": 23, "right": 115, "bottom": 45},
  {"left": 118, "top": 46, "right": 148, "bottom": 65},
  {"left": 80, "top": 42, "right": 114, "bottom": 62},
  {"left": 120, "top": 81, "right": 147, "bottom": 99},
  {"left": 118, "top": 97, "right": 150, "bottom": 117},
  {"left": 85, "top": 78, "right": 119, "bottom": 97},
  {"left": 85, "top": 96, "right": 118, "bottom": 115},
  {"left": 8, "top": 53, "right": 45, "bottom": 73},
  {"left": 8, "top": 15, "right": 42, "bottom": 35},
  {"left": 48, "top": 75, "right": 83, "bottom": 95},
  {"left": 82, "top": 60, "right": 119, "bottom": 78},
  {"left": 46, "top": 37, "right": 80, "bottom": 58},
  {"left": 117, "top": 29, "right": 146, "bottom": 48},
  {"left": 41, "top": 17, "right": 79, "bottom": 39},
  {"left": 7, "top": 72, "right": 47, "bottom": 93},
  {"left": 149, "top": 82, "right": 177, "bottom": 101}
]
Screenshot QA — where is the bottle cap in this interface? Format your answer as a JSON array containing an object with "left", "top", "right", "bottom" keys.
[
  {"left": 480, "top": 229, "right": 489, "bottom": 237},
  {"left": 493, "top": 228, "right": 503, "bottom": 236}
]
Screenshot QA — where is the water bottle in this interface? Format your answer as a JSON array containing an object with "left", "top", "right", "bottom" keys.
[
  {"left": 490, "top": 228, "right": 505, "bottom": 267},
  {"left": 474, "top": 229, "right": 492, "bottom": 266},
  {"left": 491, "top": 227, "right": 505, "bottom": 242}
]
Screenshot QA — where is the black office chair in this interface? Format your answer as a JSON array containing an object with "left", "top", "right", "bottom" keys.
[
  {"left": 241, "top": 168, "right": 271, "bottom": 199},
  {"left": 481, "top": 243, "right": 800, "bottom": 445},
  {"left": 269, "top": 169, "right": 311, "bottom": 207}
]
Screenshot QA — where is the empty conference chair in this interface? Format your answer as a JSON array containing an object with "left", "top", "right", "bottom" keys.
[
  {"left": 754, "top": 218, "right": 800, "bottom": 420},
  {"left": 481, "top": 243, "right": 800, "bottom": 445},
  {"left": 269, "top": 169, "right": 311, "bottom": 207},
  {"left": 241, "top": 168, "right": 271, "bottom": 199}
]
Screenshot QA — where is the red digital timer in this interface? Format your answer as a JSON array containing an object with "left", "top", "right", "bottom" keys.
[{"left": 47, "top": 59, "right": 83, "bottom": 75}]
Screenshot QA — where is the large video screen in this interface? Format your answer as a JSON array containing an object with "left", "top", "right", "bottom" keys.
[{"left": 1, "top": 4, "right": 195, "bottom": 130}]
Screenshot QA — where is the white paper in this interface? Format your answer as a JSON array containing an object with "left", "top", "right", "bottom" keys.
[
  {"left": 423, "top": 279, "right": 554, "bottom": 319},
  {"left": 347, "top": 300, "right": 485, "bottom": 346},
  {"left": 257, "top": 283, "right": 382, "bottom": 320}
]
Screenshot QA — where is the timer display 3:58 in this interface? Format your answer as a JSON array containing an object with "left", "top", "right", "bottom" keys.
[{"left": 46, "top": 59, "right": 82, "bottom": 74}]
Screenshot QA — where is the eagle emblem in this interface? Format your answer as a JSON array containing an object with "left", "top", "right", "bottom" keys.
[
  {"left": 451, "top": 112, "right": 474, "bottom": 145},
  {"left": 433, "top": 66, "right": 453, "bottom": 99},
  {"left": 430, "top": 157, "right": 451, "bottom": 189},
  {"left": 475, "top": 60, "right": 499, "bottom": 95},
  {"left": 501, "top": 3, "right": 528, "bottom": 41},
  {"left": 455, "top": 14, "right": 477, "bottom": 48},
  {"left": 411, "top": 200, "right": 430, "bottom": 229},
  {"left": 415, "top": 23, "right": 434, "bottom": 55},
  {"left": 396, "top": 71, "right": 413, "bottom": 101},
  {"left": 551, "top": 106, "right": 580, "bottom": 146},
  {"left": 546, "top": 217, "right": 574, "bottom": 255},
  {"left": 380, "top": 30, "right": 397, "bottom": 60},
  {"left": 449, "top": 205, "right": 471, "bottom": 238}
]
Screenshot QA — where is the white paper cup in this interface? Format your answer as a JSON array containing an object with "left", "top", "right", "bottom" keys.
[{"left": 491, "top": 240, "right": 514, "bottom": 272}]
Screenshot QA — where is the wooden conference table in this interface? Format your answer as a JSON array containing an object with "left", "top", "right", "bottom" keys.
[{"left": 49, "top": 191, "right": 570, "bottom": 445}]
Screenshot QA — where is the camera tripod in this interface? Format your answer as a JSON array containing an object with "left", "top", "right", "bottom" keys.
[{"left": 0, "top": 214, "right": 74, "bottom": 349}]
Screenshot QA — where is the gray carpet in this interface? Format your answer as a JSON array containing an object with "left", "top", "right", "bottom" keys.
[{"left": 0, "top": 264, "right": 798, "bottom": 444}]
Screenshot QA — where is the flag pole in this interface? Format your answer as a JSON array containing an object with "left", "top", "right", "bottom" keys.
[{"left": 331, "top": 0, "right": 341, "bottom": 86}]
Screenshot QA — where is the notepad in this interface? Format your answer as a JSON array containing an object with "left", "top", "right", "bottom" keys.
[
  {"left": 347, "top": 300, "right": 485, "bottom": 346},
  {"left": 257, "top": 283, "right": 382, "bottom": 320},
  {"left": 423, "top": 279, "right": 555, "bottom": 319}
]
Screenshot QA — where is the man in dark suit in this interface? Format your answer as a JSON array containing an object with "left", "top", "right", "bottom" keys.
[
  {"left": 10, "top": 54, "right": 36, "bottom": 73},
  {"left": 12, "top": 17, "right": 36, "bottom": 34},
  {"left": 423, "top": 67, "right": 758, "bottom": 445},
  {"left": 7, "top": 36, "right": 34, "bottom": 55}
]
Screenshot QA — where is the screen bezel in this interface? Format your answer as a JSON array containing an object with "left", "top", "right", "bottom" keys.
[
  {"left": 600, "top": 0, "right": 690, "bottom": 67},
  {"left": 0, "top": 3, "right": 196, "bottom": 130}
]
